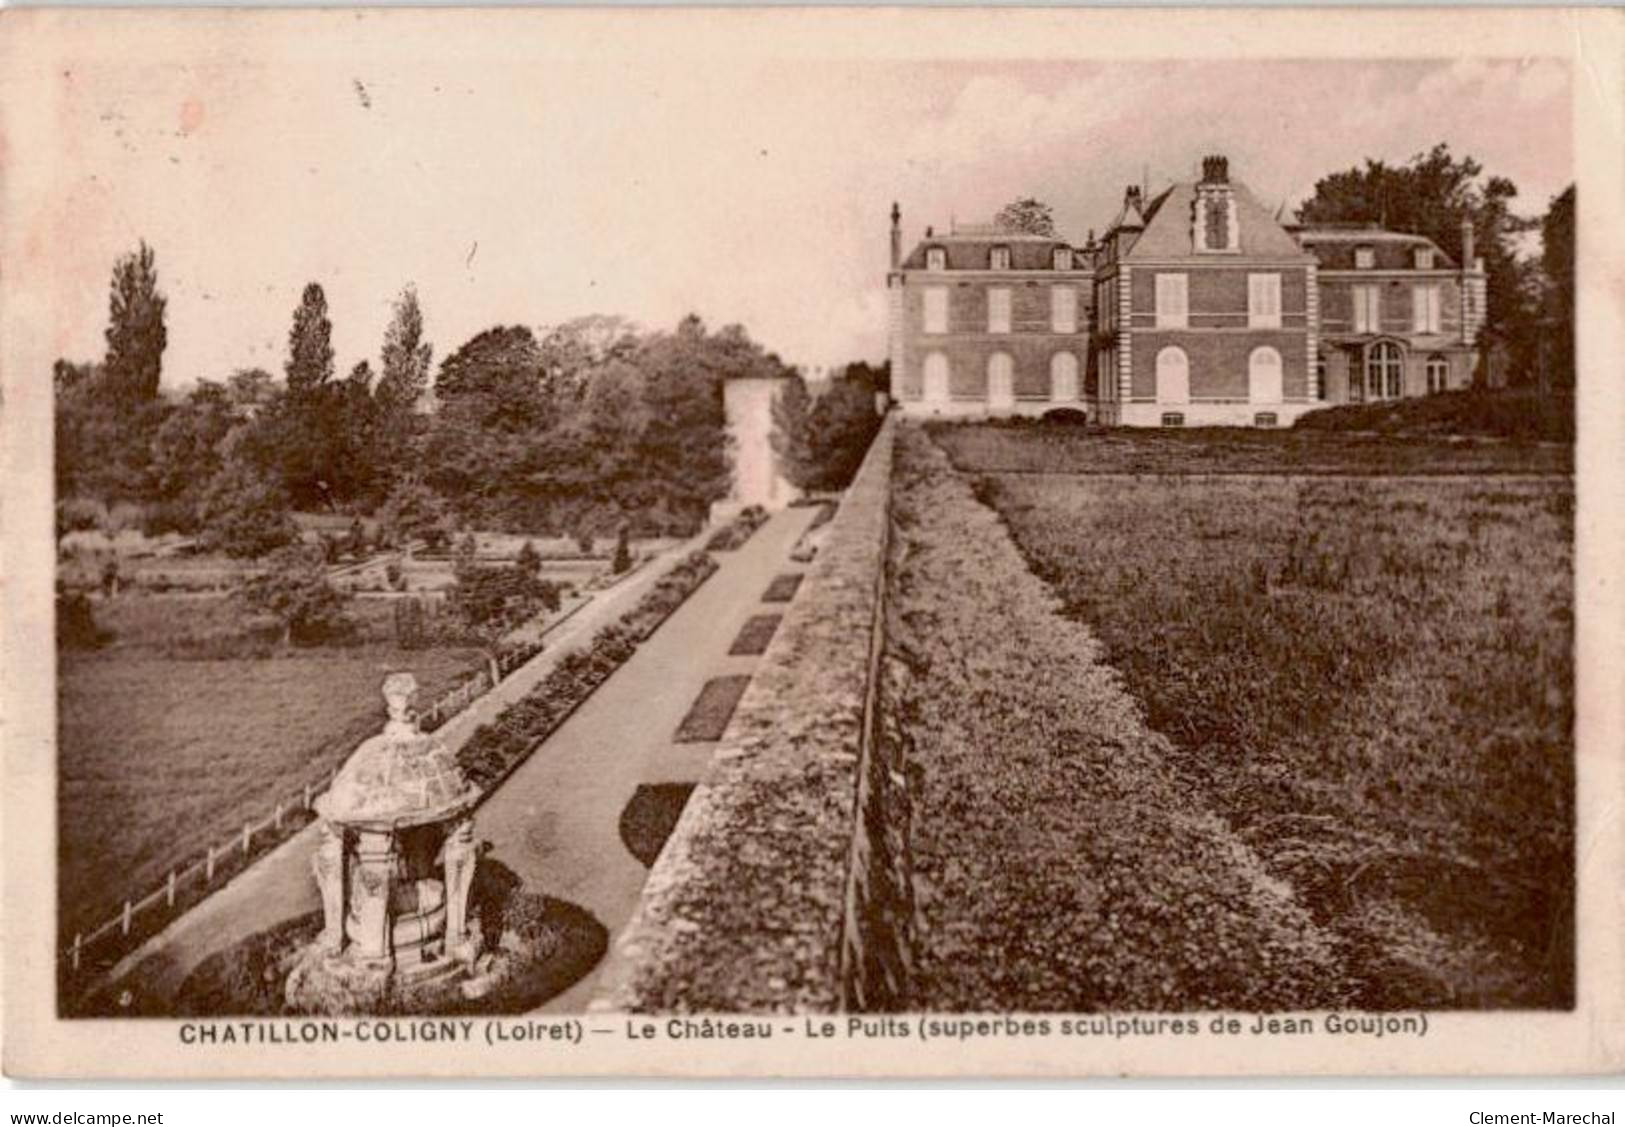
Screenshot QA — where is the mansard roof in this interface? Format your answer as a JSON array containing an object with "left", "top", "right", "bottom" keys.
[
  {"left": 901, "top": 231, "right": 1076, "bottom": 271},
  {"left": 1122, "top": 180, "right": 1309, "bottom": 261},
  {"left": 1292, "top": 226, "right": 1458, "bottom": 270}
]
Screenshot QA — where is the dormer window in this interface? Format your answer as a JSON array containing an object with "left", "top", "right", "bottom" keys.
[
  {"left": 989, "top": 246, "right": 1011, "bottom": 271},
  {"left": 1354, "top": 246, "right": 1375, "bottom": 270},
  {"left": 1052, "top": 247, "right": 1072, "bottom": 271},
  {"left": 1414, "top": 247, "right": 1435, "bottom": 270},
  {"left": 925, "top": 247, "right": 946, "bottom": 272}
]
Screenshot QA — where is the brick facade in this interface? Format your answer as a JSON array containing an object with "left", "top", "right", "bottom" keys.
[{"left": 886, "top": 155, "right": 1488, "bottom": 427}]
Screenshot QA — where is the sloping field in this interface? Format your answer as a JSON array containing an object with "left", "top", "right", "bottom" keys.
[
  {"left": 884, "top": 427, "right": 1348, "bottom": 1011},
  {"left": 938, "top": 423, "right": 1573, "bottom": 1008}
]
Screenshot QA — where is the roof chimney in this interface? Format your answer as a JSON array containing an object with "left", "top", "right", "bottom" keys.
[
  {"left": 890, "top": 202, "right": 902, "bottom": 270},
  {"left": 1201, "top": 155, "right": 1229, "bottom": 185},
  {"left": 1460, "top": 217, "right": 1475, "bottom": 272},
  {"left": 1125, "top": 184, "right": 1143, "bottom": 213}
]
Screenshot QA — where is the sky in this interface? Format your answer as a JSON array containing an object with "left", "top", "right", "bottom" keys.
[{"left": 18, "top": 41, "right": 1571, "bottom": 390}]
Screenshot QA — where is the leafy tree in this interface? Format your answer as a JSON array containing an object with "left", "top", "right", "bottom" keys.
[
  {"left": 103, "top": 241, "right": 167, "bottom": 403},
  {"left": 538, "top": 314, "right": 639, "bottom": 403},
  {"left": 1296, "top": 144, "right": 1537, "bottom": 363},
  {"left": 147, "top": 379, "right": 241, "bottom": 532},
  {"left": 994, "top": 198, "right": 1057, "bottom": 237},
  {"left": 770, "top": 373, "right": 817, "bottom": 490},
  {"left": 197, "top": 454, "right": 301, "bottom": 558},
  {"left": 448, "top": 559, "right": 560, "bottom": 683},
  {"left": 1539, "top": 185, "right": 1575, "bottom": 389},
  {"left": 240, "top": 545, "right": 353, "bottom": 646},
  {"left": 227, "top": 367, "right": 277, "bottom": 415},
  {"left": 515, "top": 539, "right": 542, "bottom": 581},
  {"left": 612, "top": 526, "right": 632, "bottom": 575},
  {"left": 285, "top": 283, "right": 335, "bottom": 400},
  {"left": 772, "top": 367, "right": 882, "bottom": 491},
  {"left": 377, "top": 478, "right": 448, "bottom": 554},
  {"left": 376, "top": 285, "right": 433, "bottom": 417}
]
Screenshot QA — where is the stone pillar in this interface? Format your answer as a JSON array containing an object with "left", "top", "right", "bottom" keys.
[
  {"left": 313, "top": 822, "right": 346, "bottom": 956},
  {"left": 442, "top": 817, "right": 478, "bottom": 961},
  {"left": 348, "top": 829, "right": 397, "bottom": 963}
]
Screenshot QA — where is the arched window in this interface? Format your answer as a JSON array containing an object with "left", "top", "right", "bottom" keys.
[
  {"left": 1365, "top": 341, "right": 1404, "bottom": 400},
  {"left": 1248, "top": 346, "right": 1283, "bottom": 404},
  {"left": 987, "top": 352, "right": 1014, "bottom": 407},
  {"left": 1426, "top": 354, "right": 1449, "bottom": 394},
  {"left": 923, "top": 353, "right": 949, "bottom": 403},
  {"left": 1050, "top": 353, "right": 1079, "bottom": 402},
  {"left": 1155, "top": 347, "right": 1189, "bottom": 404}
]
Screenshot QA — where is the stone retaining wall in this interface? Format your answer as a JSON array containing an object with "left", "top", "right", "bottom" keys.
[{"left": 591, "top": 416, "right": 902, "bottom": 1013}]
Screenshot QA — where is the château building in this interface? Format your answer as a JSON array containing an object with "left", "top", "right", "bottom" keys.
[{"left": 886, "top": 155, "right": 1488, "bottom": 426}]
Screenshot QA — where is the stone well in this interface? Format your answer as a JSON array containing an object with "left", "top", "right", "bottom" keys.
[{"left": 285, "top": 672, "right": 481, "bottom": 1013}]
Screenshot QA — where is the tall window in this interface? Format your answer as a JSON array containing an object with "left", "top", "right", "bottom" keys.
[
  {"left": 926, "top": 247, "right": 946, "bottom": 271},
  {"left": 987, "top": 288, "right": 1011, "bottom": 334},
  {"left": 922, "top": 353, "right": 949, "bottom": 403},
  {"left": 1051, "top": 286, "right": 1077, "bottom": 334},
  {"left": 1155, "top": 274, "right": 1189, "bottom": 329},
  {"left": 1412, "top": 285, "right": 1442, "bottom": 334},
  {"left": 1053, "top": 247, "right": 1072, "bottom": 271},
  {"left": 923, "top": 287, "right": 948, "bottom": 334},
  {"left": 1355, "top": 246, "right": 1375, "bottom": 269},
  {"left": 1155, "top": 346, "right": 1189, "bottom": 404},
  {"left": 1426, "top": 354, "right": 1449, "bottom": 394},
  {"left": 1248, "top": 347, "right": 1283, "bottom": 404},
  {"left": 987, "top": 353, "right": 1014, "bottom": 407},
  {"left": 1365, "top": 341, "right": 1404, "bottom": 400},
  {"left": 1248, "top": 273, "right": 1282, "bottom": 329},
  {"left": 1050, "top": 353, "right": 1079, "bottom": 401},
  {"left": 1352, "top": 285, "right": 1381, "bottom": 334},
  {"left": 1315, "top": 355, "right": 1329, "bottom": 400},
  {"left": 989, "top": 246, "right": 1011, "bottom": 270}
]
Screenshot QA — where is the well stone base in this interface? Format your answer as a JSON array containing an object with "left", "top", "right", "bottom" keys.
[{"left": 284, "top": 940, "right": 476, "bottom": 1016}]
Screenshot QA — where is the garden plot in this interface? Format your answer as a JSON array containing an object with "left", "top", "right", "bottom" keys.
[{"left": 938, "top": 422, "right": 1573, "bottom": 1009}]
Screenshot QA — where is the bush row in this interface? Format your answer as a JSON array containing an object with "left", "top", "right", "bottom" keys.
[
  {"left": 704, "top": 505, "right": 768, "bottom": 552},
  {"left": 455, "top": 551, "right": 717, "bottom": 789}
]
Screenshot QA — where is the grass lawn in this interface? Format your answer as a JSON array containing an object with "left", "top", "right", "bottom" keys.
[
  {"left": 728, "top": 614, "right": 782, "bottom": 657},
  {"left": 58, "top": 638, "right": 482, "bottom": 940},
  {"left": 673, "top": 675, "right": 753, "bottom": 743},
  {"left": 931, "top": 421, "right": 1573, "bottom": 477},
  {"left": 951, "top": 424, "right": 1573, "bottom": 1008}
]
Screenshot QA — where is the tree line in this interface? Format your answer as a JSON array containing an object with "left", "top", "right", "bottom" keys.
[{"left": 54, "top": 252, "right": 880, "bottom": 558}]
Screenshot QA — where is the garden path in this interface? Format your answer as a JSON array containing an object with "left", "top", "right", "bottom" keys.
[{"left": 109, "top": 508, "right": 817, "bottom": 1007}]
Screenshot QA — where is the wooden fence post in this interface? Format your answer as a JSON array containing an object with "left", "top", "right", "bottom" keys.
[
  {"left": 206, "top": 845, "right": 215, "bottom": 881},
  {"left": 274, "top": 801, "right": 283, "bottom": 830},
  {"left": 166, "top": 870, "right": 177, "bottom": 909},
  {"left": 121, "top": 900, "right": 132, "bottom": 936},
  {"left": 241, "top": 823, "right": 251, "bottom": 855},
  {"left": 303, "top": 783, "right": 313, "bottom": 810},
  {"left": 72, "top": 933, "right": 82, "bottom": 971}
]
